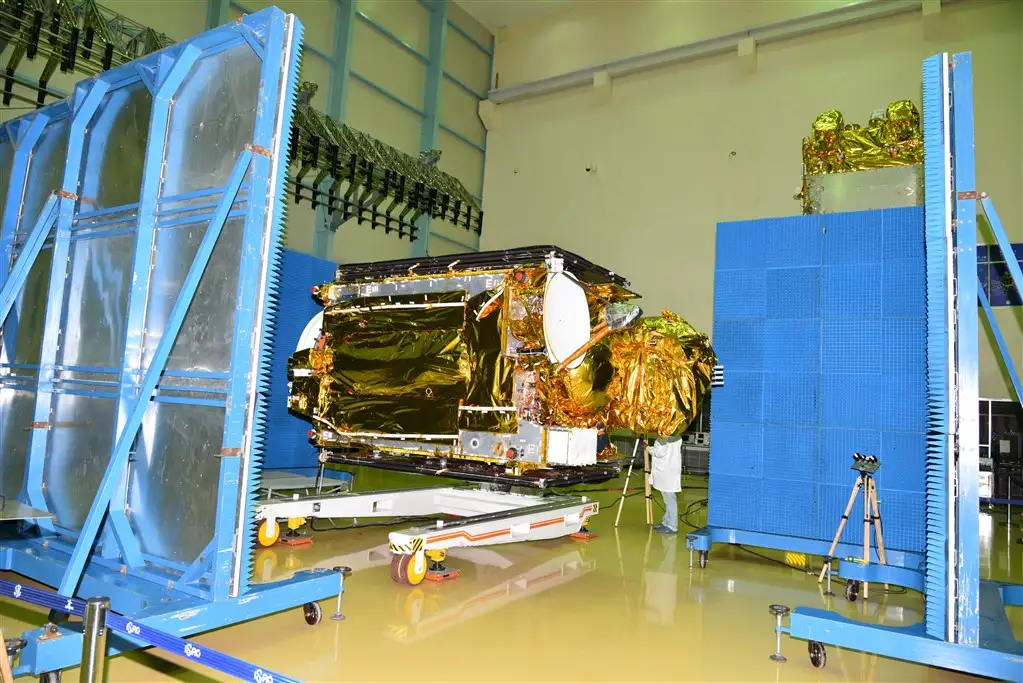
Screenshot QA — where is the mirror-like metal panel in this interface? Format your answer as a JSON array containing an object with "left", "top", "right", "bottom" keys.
[
  {"left": 4, "top": 247, "right": 52, "bottom": 365},
  {"left": 0, "top": 388, "right": 37, "bottom": 500},
  {"left": 18, "top": 118, "right": 69, "bottom": 235},
  {"left": 78, "top": 82, "right": 152, "bottom": 213},
  {"left": 42, "top": 394, "right": 117, "bottom": 530},
  {"left": 130, "top": 401, "right": 225, "bottom": 563},
  {"left": 58, "top": 234, "right": 134, "bottom": 368},
  {"left": 0, "top": 8, "right": 304, "bottom": 598},
  {"left": 162, "top": 43, "right": 261, "bottom": 197},
  {"left": 142, "top": 217, "right": 244, "bottom": 373}
]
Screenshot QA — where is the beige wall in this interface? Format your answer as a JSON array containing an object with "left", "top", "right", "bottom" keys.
[{"left": 481, "top": 0, "right": 1023, "bottom": 399}]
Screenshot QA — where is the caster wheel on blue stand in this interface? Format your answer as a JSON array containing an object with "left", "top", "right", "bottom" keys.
[
  {"left": 845, "top": 580, "right": 860, "bottom": 602},
  {"left": 40, "top": 672, "right": 62, "bottom": 683},
  {"left": 808, "top": 641, "right": 827, "bottom": 669},
  {"left": 303, "top": 601, "right": 322, "bottom": 626},
  {"left": 699, "top": 551, "right": 708, "bottom": 569}
]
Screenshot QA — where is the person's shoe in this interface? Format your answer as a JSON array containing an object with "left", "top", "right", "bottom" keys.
[
  {"left": 651, "top": 524, "right": 667, "bottom": 532},
  {"left": 655, "top": 525, "right": 678, "bottom": 535}
]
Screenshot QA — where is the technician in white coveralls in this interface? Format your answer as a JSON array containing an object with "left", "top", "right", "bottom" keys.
[{"left": 650, "top": 435, "right": 683, "bottom": 534}]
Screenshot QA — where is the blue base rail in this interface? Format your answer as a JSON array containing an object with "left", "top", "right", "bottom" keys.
[
  {"left": 786, "top": 581, "right": 1023, "bottom": 682},
  {"left": 686, "top": 526, "right": 925, "bottom": 568},
  {"left": 686, "top": 526, "right": 926, "bottom": 591},
  {"left": 0, "top": 541, "right": 342, "bottom": 677}
]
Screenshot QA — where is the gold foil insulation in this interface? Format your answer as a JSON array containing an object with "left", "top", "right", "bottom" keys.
[
  {"left": 803, "top": 100, "right": 922, "bottom": 175},
  {"left": 605, "top": 310, "right": 716, "bottom": 437},
  {"left": 290, "top": 267, "right": 714, "bottom": 454}
]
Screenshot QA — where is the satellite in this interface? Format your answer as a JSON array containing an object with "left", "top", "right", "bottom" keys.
[{"left": 288, "top": 247, "right": 716, "bottom": 488}]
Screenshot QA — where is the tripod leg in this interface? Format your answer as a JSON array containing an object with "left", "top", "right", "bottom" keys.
[
  {"left": 614, "top": 440, "right": 640, "bottom": 528},
  {"left": 817, "top": 479, "right": 863, "bottom": 582},
  {"left": 862, "top": 478, "right": 871, "bottom": 601},
  {"left": 869, "top": 478, "right": 889, "bottom": 588},
  {"left": 643, "top": 441, "right": 653, "bottom": 526}
]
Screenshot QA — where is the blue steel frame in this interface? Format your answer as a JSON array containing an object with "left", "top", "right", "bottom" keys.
[
  {"left": 783, "top": 52, "right": 1023, "bottom": 682},
  {"left": 223, "top": 0, "right": 490, "bottom": 260},
  {"left": 0, "top": 8, "right": 343, "bottom": 676}
]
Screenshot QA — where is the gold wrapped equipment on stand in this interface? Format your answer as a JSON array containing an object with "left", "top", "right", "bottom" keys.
[{"left": 286, "top": 247, "right": 715, "bottom": 487}]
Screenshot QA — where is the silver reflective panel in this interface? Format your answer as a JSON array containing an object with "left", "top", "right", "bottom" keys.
[
  {"left": 42, "top": 394, "right": 116, "bottom": 530},
  {"left": 18, "top": 118, "right": 68, "bottom": 235},
  {"left": 162, "top": 42, "right": 261, "bottom": 197},
  {"left": 78, "top": 81, "right": 151, "bottom": 213},
  {"left": 129, "top": 401, "right": 224, "bottom": 563},
  {"left": 57, "top": 233, "right": 134, "bottom": 368},
  {"left": 0, "top": 388, "right": 36, "bottom": 500},
  {"left": 143, "top": 217, "right": 244, "bottom": 374},
  {"left": 4, "top": 247, "right": 52, "bottom": 365},
  {"left": 0, "top": 7, "right": 303, "bottom": 596}
]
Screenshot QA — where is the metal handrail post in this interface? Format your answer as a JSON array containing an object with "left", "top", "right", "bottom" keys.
[{"left": 80, "top": 597, "right": 110, "bottom": 683}]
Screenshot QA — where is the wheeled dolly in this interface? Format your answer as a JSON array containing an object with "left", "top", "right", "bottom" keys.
[{"left": 256, "top": 486, "right": 598, "bottom": 584}]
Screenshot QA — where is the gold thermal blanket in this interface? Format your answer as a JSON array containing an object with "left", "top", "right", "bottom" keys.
[
  {"left": 802, "top": 99, "right": 923, "bottom": 175},
  {"left": 289, "top": 290, "right": 513, "bottom": 435}
]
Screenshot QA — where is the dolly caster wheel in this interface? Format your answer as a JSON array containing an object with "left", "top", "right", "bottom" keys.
[
  {"left": 390, "top": 553, "right": 427, "bottom": 586},
  {"left": 303, "top": 601, "right": 322, "bottom": 626},
  {"left": 40, "top": 672, "right": 61, "bottom": 683},
  {"left": 808, "top": 641, "right": 827, "bottom": 668},
  {"left": 845, "top": 580, "right": 860, "bottom": 602},
  {"left": 257, "top": 518, "right": 280, "bottom": 547},
  {"left": 699, "top": 551, "right": 708, "bottom": 569}
]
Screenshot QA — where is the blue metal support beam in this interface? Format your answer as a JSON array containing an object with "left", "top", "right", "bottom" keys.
[
  {"left": 439, "top": 122, "right": 485, "bottom": 153},
  {"left": 447, "top": 17, "right": 492, "bottom": 57},
  {"left": 951, "top": 51, "right": 979, "bottom": 647},
  {"left": 227, "top": 0, "right": 335, "bottom": 68},
  {"left": 23, "top": 84, "right": 110, "bottom": 527},
  {"left": 0, "top": 196, "right": 58, "bottom": 332},
  {"left": 313, "top": 0, "right": 357, "bottom": 261},
  {"left": 106, "top": 49, "right": 205, "bottom": 571},
  {"left": 429, "top": 230, "right": 477, "bottom": 253},
  {"left": 0, "top": 113, "right": 50, "bottom": 363},
  {"left": 350, "top": 72, "right": 425, "bottom": 117},
  {"left": 206, "top": 0, "right": 230, "bottom": 30},
  {"left": 978, "top": 287, "right": 1023, "bottom": 405},
  {"left": 57, "top": 148, "right": 252, "bottom": 598},
  {"left": 443, "top": 71, "right": 484, "bottom": 100},
  {"left": 479, "top": 33, "right": 494, "bottom": 209},
  {"left": 413, "top": 0, "right": 448, "bottom": 258},
  {"left": 219, "top": 7, "right": 295, "bottom": 600},
  {"left": 982, "top": 199, "right": 1023, "bottom": 300},
  {"left": 356, "top": 10, "right": 426, "bottom": 62}
]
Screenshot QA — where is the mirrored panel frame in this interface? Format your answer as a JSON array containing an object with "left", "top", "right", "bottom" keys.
[{"left": 0, "top": 6, "right": 303, "bottom": 600}]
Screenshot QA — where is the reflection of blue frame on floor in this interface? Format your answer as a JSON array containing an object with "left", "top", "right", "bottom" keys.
[
  {"left": 0, "top": 8, "right": 342, "bottom": 677},
  {"left": 783, "top": 52, "right": 1023, "bottom": 682}
]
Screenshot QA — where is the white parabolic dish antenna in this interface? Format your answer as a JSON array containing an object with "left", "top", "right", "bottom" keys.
[
  {"left": 296, "top": 311, "right": 324, "bottom": 352},
  {"left": 543, "top": 272, "right": 591, "bottom": 369}
]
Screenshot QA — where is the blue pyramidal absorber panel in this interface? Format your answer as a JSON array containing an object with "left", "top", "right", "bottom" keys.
[
  {"left": 710, "top": 206, "right": 927, "bottom": 555},
  {"left": 263, "top": 249, "right": 337, "bottom": 472}
]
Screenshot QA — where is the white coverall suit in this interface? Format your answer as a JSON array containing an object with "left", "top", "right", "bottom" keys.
[{"left": 650, "top": 436, "right": 683, "bottom": 533}]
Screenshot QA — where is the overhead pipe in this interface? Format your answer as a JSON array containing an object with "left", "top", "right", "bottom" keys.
[{"left": 488, "top": 0, "right": 947, "bottom": 105}]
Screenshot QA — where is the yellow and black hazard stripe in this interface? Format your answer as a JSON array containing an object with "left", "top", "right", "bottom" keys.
[{"left": 388, "top": 537, "right": 424, "bottom": 554}]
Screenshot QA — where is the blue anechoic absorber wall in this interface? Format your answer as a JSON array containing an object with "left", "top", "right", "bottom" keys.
[
  {"left": 710, "top": 207, "right": 926, "bottom": 554},
  {"left": 263, "top": 248, "right": 337, "bottom": 471}
]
